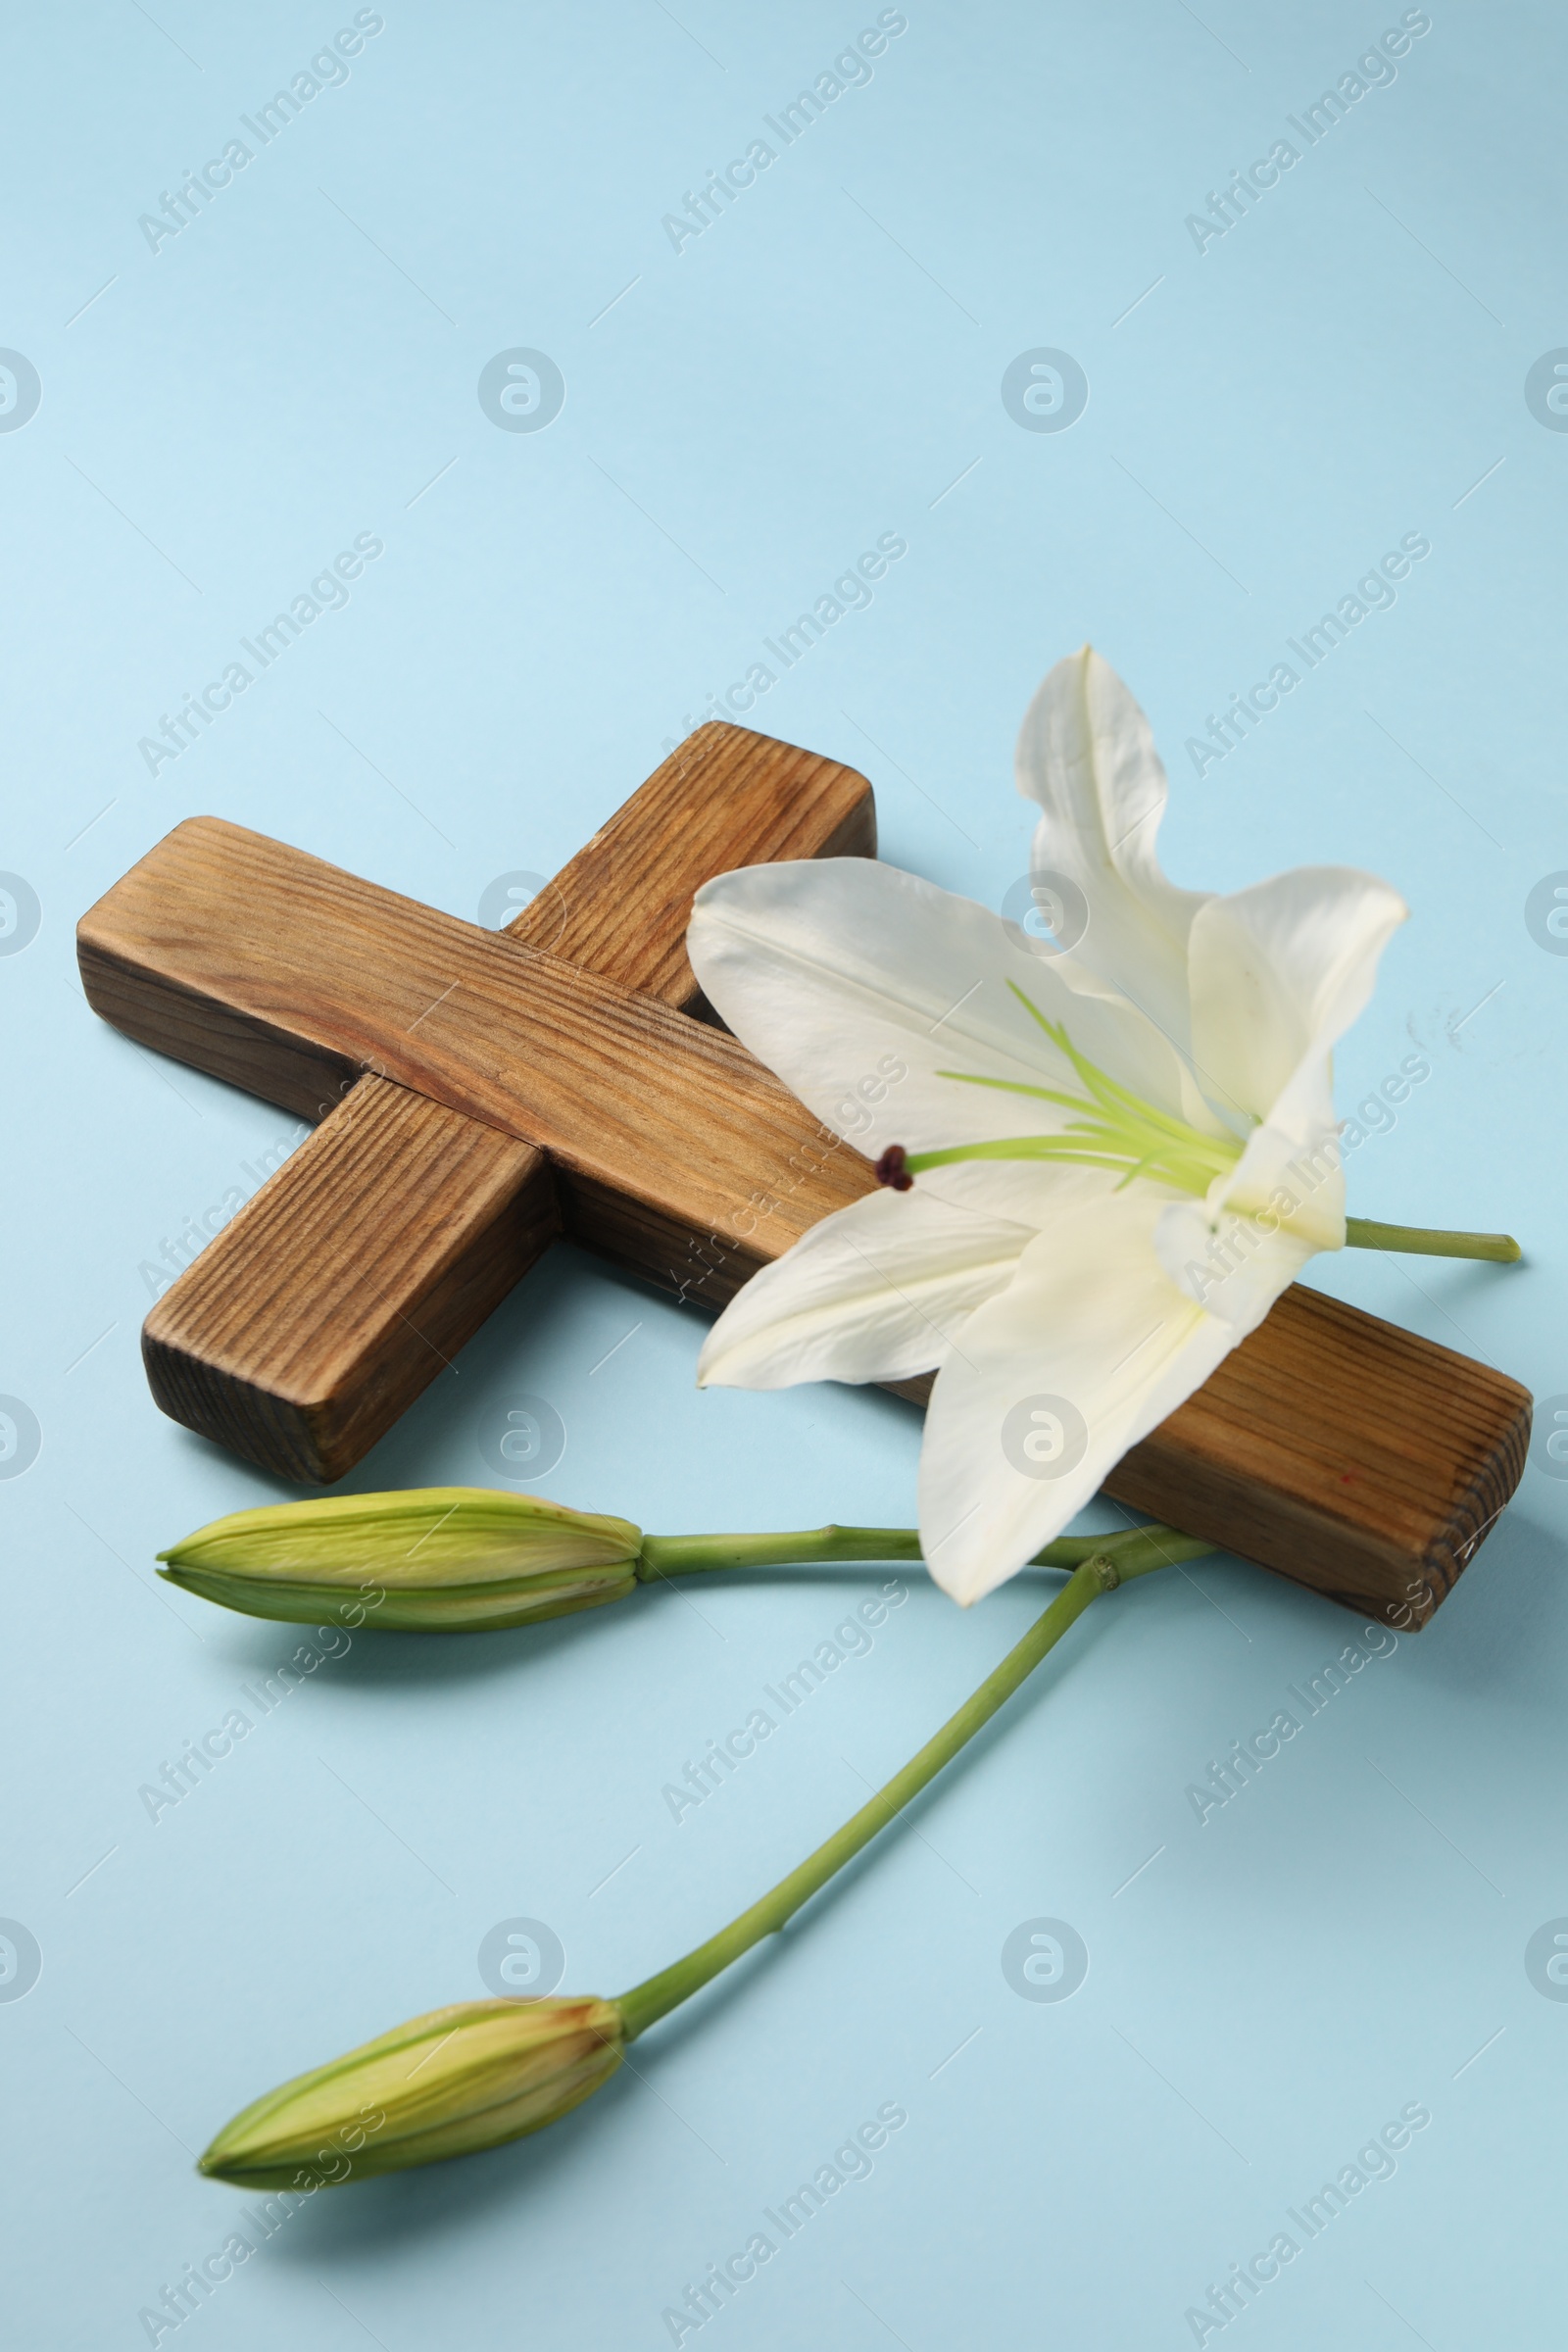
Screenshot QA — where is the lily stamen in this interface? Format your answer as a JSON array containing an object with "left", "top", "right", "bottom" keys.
[{"left": 904, "top": 983, "right": 1245, "bottom": 1200}]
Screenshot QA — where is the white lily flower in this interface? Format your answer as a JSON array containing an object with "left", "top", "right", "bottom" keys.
[{"left": 687, "top": 648, "right": 1408, "bottom": 1605}]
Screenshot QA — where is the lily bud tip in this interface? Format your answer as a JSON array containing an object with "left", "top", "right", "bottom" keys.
[
  {"left": 198, "top": 1996, "right": 627, "bottom": 2187},
  {"left": 157, "top": 1488, "right": 643, "bottom": 1634}
]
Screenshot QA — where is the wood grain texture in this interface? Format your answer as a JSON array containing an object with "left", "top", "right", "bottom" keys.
[
  {"left": 122, "top": 724, "right": 874, "bottom": 1479},
  {"left": 521, "top": 719, "right": 877, "bottom": 1006},
  {"left": 144, "top": 1085, "right": 555, "bottom": 1482},
  {"left": 80, "top": 812, "right": 872, "bottom": 1250},
  {"left": 1103, "top": 1286, "right": 1529, "bottom": 1627},
  {"left": 79, "top": 729, "right": 1531, "bottom": 1622}
]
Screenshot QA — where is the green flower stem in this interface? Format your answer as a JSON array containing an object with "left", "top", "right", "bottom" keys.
[
  {"left": 1345, "top": 1216, "right": 1521, "bottom": 1263},
  {"left": 617, "top": 1544, "right": 1186, "bottom": 2042},
  {"left": 635, "top": 1519, "right": 1210, "bottom": 1584},
  {"left": 638, "top": 1526, "right": 921, "bottom": 1576}
]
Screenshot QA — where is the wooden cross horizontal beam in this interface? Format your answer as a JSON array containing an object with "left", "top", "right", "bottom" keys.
[{"left": 77, "top": 724, "right": 1530, "bottom": 1627}]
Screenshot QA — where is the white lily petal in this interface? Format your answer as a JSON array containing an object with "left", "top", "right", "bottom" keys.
[
  {"left": 1015, "top": 648, "right": 1210, "bottom": 1053},
  {"left": 1215, "top": 1119, "right": 1345, "bottom": 1254},
  {"left": 688, "top": 858, "right": 1212, "bottom": 1153},
  {"left": 1153, "top": 1190, "right": 1319, "bottom": 1328},
  {"left": 1187, "top": 865, "right": 1408, "bottom": 1132},
  {"left": 909, "top": 1159, "right": 1127, "bottom": 1233},
  {"left": 915, "top": 1187, "right": 1239, "bottom": 1605},
  {"left": 697, "top": 1185, "right": 1036, "bottom": 1390}
]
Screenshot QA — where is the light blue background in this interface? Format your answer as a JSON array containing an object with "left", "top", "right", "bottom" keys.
[{"left": 4, "top": 4, "right": 1565, "bottom": 2345}]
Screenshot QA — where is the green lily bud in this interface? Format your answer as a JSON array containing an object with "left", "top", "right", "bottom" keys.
[
  {"left": 157, "top": 1488, "right": 642, "bottom": 1632},
  {"left": 198, "top": 1996, "right": 625, "bottom": 2188}
]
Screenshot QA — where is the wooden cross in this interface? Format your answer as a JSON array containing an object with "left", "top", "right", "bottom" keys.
[{"left": 77, "top": 722, "right": 1529, "bottom": 1628}]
